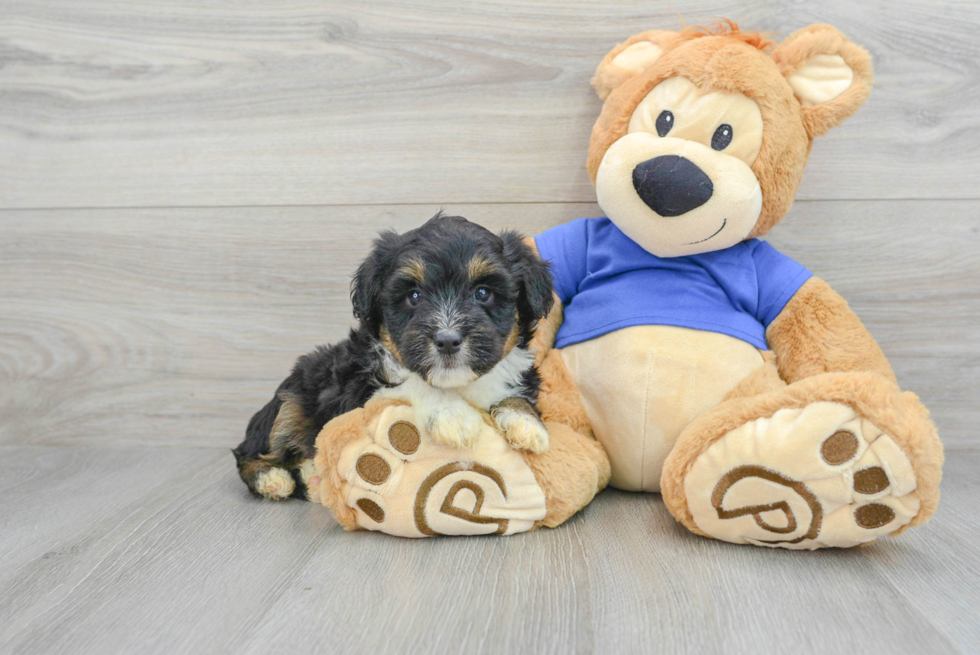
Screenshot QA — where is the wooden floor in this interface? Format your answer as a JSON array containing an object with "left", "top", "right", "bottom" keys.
[
  {"left": 1, "top": 1, "right": 979, "bottom": 653},
  {"left": 0, "top": 447, "right": 977, "bottom": 654}
]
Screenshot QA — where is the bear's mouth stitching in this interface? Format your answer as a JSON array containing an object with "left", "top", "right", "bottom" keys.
[{"left": 685, "top": 218, "right": 727, "bottom": 245}]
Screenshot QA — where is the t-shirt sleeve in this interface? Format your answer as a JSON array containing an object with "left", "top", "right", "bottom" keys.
[
  {"left": 534, "top": 218, "right": 591, "bottom": 304},
  {"left": 752, "top": 241, "right": 813, "bottom": 327}
]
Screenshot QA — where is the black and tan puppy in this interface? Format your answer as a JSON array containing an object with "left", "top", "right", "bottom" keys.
[{"left": 233, "top": 213, "right": 555, "bottom": 500}]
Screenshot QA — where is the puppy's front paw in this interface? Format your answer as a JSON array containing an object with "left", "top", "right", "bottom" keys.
[
  {"left": 423, "top": 404, "right": 485, "bottom": 450},
  {"left": 492, "top": 406, "right": 549, "bottom": 454}
]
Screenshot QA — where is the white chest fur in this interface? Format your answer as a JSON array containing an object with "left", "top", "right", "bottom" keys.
[
  {"left": 373, "top": 346, "right": 547, "bottom": 453},
  {"left": 374, "top": 346, "right": 535, "bottom": 411}
]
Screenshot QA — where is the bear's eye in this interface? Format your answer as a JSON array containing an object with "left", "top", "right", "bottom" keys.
[
  {"left": 655, "top": 110, "right": 674, "bottom": 137},
  {"left": 406, "top": 290, "right": 422, "bottom": 307},
  {"left": 711, "top": 124, "right": 733, "bottom": 150}
]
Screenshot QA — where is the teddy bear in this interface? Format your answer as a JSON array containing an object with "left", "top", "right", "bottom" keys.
[{"left": 308, "top": 20, "right": 943, "bottom": 549}]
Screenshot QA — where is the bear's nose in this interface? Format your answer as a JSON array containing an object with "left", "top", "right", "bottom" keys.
[{"left": 632, "top": 155, "right": 713, "bottom": 217}]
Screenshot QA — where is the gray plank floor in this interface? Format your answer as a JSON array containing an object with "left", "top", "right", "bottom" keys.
[
  {"left": 1, "top": 447, "right": 978, "bottom": 654},
  {"left": 1, "top": 1, "right": 979, "bottom": 653}
]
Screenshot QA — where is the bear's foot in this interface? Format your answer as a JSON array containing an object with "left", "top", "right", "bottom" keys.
[
  {"left": 311, "top": 401, "right": 548, "bottom": 537},
  {"left": 685, "top": 402, "right": 919, "bottom": 548},
  {"left": 663, "top": 374, "right": 943, "bottom": 549}
]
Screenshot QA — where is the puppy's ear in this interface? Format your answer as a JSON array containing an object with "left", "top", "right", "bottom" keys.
[
  {"left": 351, "top": 230, "right": 400, "bottom": 331},
  {"left": 501, "top": 231, "right": 554, "bottom": 321}
]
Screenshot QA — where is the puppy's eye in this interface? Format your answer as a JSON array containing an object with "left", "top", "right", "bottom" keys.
[
  {"left": 655, "top": 110, "right": 674, "bottom": 137},
  {"left": 474, "top": 287, "right": 492, "bottom": 303},
  {"left": 712, "top": 124, "right": 733, "bottom": 150},
  {"left": 406, "top": 290, "right": 422, "bottom": 307}
]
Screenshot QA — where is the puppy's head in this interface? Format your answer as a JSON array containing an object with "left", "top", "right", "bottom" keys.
[{"left": 352, "top": 213, "right": 553, "bottom": 389}]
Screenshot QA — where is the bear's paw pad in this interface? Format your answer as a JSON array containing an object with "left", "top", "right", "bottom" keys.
[
  {"left": 685, "top": 402, "right": 921, "bottom": 549},
  {"left": 335, "top": 404, "right": 547, "bottom": 537}
]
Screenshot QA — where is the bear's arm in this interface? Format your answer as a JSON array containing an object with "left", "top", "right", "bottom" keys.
[{"left": 765, "top": 277, "right": 896, "bottom": 384}]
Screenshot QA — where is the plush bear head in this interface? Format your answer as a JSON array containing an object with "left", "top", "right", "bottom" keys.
[{"left": 588, "top": 21, "right": 872, "bottom": 257}]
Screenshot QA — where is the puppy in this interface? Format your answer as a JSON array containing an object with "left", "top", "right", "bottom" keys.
[{"left": 233, "top": 213, "right": 555, "bottom": 500}]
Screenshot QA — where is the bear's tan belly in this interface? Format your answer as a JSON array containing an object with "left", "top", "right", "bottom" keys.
[{"left": 560, "top": 325, "right": 765, "bottom": 492}]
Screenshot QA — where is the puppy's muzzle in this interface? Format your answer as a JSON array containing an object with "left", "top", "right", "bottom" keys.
[
  {"left": 632, "top": 155, "right": 713, "bottom": 217},
  {"left": 433, "top": 329, "right": 463, "bottom": 356}
]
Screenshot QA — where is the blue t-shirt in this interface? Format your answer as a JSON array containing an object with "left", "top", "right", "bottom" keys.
[{"left": 534, "top": 217, "right": 812, "bottom": 350}]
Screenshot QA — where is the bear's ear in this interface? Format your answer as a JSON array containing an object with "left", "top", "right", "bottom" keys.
[
  {"left": 591, "top": 30, "right": 679, "bottom": 100},
  {"left": 771, "top": 24, "right": 873, "bottom": 138}
]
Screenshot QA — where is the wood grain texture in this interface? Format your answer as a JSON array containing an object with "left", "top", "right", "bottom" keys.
[
  {"left": 1, "top": 0, "right": 979, "bottom": 208},
  {"left": 1, "top": 445, "right": 977, "bottom": 654},
  {"left": 2, "top": 201, "right": 977, "bottom": 450}
]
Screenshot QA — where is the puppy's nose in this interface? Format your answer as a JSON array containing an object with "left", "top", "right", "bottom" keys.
[
  {"left": 632, "top": 155, "right": 713, "bottom": 216},
  {"left": 433, "top": 329, "right": 463, "bottom": 355}
]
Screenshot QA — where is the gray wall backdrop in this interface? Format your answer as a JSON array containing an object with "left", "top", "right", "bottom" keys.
[{"left": 2, "top": 0, "right": 977, "bottom": 452}]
